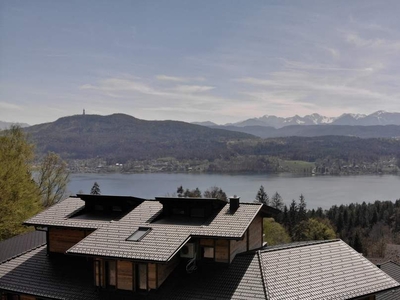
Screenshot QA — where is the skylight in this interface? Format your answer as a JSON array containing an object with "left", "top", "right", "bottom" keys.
[{"left": 126, "top": 227, "right": 151, "bottom": 242}]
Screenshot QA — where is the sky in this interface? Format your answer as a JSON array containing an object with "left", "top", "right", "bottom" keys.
[{"left": 1, "top": 0, "right": 400, "bottom": 125}]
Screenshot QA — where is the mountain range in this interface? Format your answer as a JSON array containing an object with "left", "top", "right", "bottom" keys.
[{"left": 194, "top": 111, "right": 400, "bottom": 128}]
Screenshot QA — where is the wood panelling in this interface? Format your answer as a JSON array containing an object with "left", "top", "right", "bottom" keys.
[
  {"left": 230, "top": 232, "right": 247, "bottom": 263},
  {"left": 48, "top": 227, "right": 91, "bottom": 253},
  {"left": 199, "top": 239, "right": 214, "bottom": 247},
  {"left": 20, "top": 295, "right": 36, "bottom": 300},
  {"left": 117, "top": 260, "right": 133, "bottom": 291},
  {"left": 148, "top": 263, "right": 157, "bottom": 290},
  {"left": 248, "top": 215, "right": 262, "bottom": 250},
  {"left": 215, "top": 239, "right": 229, "bottom": 263},
  {"left": 158, "top": 255, "right": 179, "bottom": 287}
]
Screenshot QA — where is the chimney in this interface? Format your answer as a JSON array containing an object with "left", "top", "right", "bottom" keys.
[{"left": 229, "top": 195, "right": 240, "bottom": 212}]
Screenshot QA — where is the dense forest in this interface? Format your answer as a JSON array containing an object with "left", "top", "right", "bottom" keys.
[{"left": 258, "top": 187, "right": 400, "bottom": 258}]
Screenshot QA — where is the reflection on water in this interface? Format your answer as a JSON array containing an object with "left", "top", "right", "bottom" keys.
[{"left": 68, "top": 173, "right": 400, "bottom": 209}]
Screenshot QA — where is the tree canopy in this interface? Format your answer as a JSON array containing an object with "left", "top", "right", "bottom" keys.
[
  {"left": 35, "top": 152, "right": 69, "bottom": 207},
  {"left": 263, "top": 218, "right": 290, "bottom": 246},
  {"left": 0, "top": 127, "right": 42, "bottom": 240}
]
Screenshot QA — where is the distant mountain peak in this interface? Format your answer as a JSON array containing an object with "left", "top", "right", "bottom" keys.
[
  {"left": 371, "top": 110, "right": 387, "bottom": 116},
  {"left": 223, "top": 111, "right": 400, "bottom": 128}
]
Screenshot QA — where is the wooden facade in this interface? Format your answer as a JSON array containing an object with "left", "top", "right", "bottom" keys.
[
  {"left": 48, "top": 227, "right": 94, "bottom": 253},
  {"left": 248, "top": 215, "right": 263, "bottom": 250},
  {"left": 94, "top": 254, "right": 180, "bottom": 292}
]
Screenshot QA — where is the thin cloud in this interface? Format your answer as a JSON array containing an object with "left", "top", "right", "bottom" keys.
[
  {"left": 345, "top": 33, "right": 400, "bottom": 51},
  {"left": 171, "top": 85, "right": 215, "bottom": 93},
  {"left": 156, "top": 75, "right": 205, "bottom": 82},
  {"left": 0, "top": 102, "right": 23, "bottom": 110}
]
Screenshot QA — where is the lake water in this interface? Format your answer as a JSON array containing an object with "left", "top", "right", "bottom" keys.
[{"left": 67, "top": 173, "right": 400, "bottom": 209}]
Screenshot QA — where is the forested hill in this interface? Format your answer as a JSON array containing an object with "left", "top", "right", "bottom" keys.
[
  {"left": 24, "top": 114, "right": 256, "bottom": 162},
  {"left": 209, "top": 124, "right": 400, "bottom": 139}
]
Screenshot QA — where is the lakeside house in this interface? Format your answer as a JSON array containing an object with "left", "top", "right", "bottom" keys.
[{"left": 0, "top": 194, "right": 399, "bottom": 299}]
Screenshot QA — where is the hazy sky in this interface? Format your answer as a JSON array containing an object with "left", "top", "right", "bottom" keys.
[{"left": 1, "top": 1, "right": 400, "bottom": 125}]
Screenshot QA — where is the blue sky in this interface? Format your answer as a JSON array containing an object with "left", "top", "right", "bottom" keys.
[{"left": 1, "top": 0, "right": 400, "bottom": 125}]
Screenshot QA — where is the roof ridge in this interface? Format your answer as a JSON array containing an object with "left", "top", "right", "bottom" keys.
[
  {"left": 257, "top": 250, "right": 270, "bottom": 300},
  {"left": 259, "top": 239, "right": 340, "bottom": 253},
  {"left": 0, "top": 243, "right": 46, "bottom": 265}
]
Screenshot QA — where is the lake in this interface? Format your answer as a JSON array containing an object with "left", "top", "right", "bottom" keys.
[{"left": 67, "top": 173, "right": 400, "bottom": 209}]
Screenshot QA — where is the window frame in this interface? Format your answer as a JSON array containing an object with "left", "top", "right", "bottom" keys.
[{"left": 126, "top": 227, "right": 152, "bottom": 242}]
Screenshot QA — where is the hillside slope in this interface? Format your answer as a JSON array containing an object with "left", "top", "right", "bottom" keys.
[
  {"left": 210, "top": 124, "right": 400, "bottom": 139},
  {"left": 25, "top": 114, "right": 256, "bottom": 161}
]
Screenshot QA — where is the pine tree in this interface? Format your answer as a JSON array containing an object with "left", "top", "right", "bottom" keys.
[
  {"left": 298, "top": 194, "right": 307, "bottom": 222},
  {"left": 289, "top": 200, "right": 298, "bottom": 237},
  {"left": 255, "top": 185, "right": 269, "bottom": 205},
  {"left": 271, "top": 192, "right": 284, "bottom": 210},
  {"left": 177, "top": 186, "right": 184, "bottom": 197},
  {"left": 90, "top": 182, "right": 101, "bottom": 195},
  {"left": 353, "top": 231, "right": 363, "bottom": 253}
]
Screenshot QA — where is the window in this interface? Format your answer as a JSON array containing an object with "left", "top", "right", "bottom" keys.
[
  {"left": 172, "top": 208, "right": 186, "bottom": 215},
  {"left": 203, "top": 246, "right": 214, "bottom": 259},
  {"left": 136, "top": 263, "right": 147, "bottom": 291},
  {"left": 94, "top": 204, "right": 104, "bottom": 211},
  {"left": 126, "top": 227, "right": 151, "bottom": 242},
  {"left": 112, "top": 205, "right": 122, "bottom": 212},
  {"left": 105, "top": 260, "right": 116, "bottom": 288}
]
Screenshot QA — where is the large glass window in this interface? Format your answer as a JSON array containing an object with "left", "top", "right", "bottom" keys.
[
  {"left": 105, "top": 260, "right": 116, "bottom": 288},
  {"left": 137, "top": 263, "right": 148, "bottom": 291}
]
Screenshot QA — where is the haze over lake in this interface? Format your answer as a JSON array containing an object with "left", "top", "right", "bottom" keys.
[{"left": 68, "top": 173, "right": 400, "bottom": 209}]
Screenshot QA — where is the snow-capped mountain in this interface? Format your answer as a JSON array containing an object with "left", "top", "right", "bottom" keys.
[{"left": 228, "top": 111, "right": 400, "bottom": 128}]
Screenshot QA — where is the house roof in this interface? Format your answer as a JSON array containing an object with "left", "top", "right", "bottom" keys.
[
  {"left": 24, "top": 197, "right": 111, "bottom": 229},
  {"left": 0, "top": 231, "right": 46, "bottom": 263},
  {"left": 376, "top": 261, "right": 400, "bottom": 300},
  {"left": 0, "top": 239, "right": 398, "bottom": 300},
  {"left": 259, "top": 239, "right": 399, "bottom": 300},
  {"left": 67, "top": 200, "right": 264, "bottom": 262},
  {"left": 0, "top": 246, "right": 99, "bottom": 300}
]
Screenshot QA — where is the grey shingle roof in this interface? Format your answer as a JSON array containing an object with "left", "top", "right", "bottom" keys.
[
  {"left": 0, "top": 238, "right": 398, "bottom": 300},
  {"left": 67, "top": 201, "right": 262, "bottom": 262},
  {"left": 148, "top": 252, "right": 266, "bottom": 300},
  {"left": 0, "top": 231, "right": 46, "bottom": 263},
  {"left": 376, "top": 261, "right": 400, "bottom": 300},
  {"left": 259, "top": 239, "right": 399, "bottom": 300},
  {"left": 0, "top": 245, "right": 99, "bottom": 300},
  {"left": 24, "top": 197, "right": 111, "bottom": 229}
]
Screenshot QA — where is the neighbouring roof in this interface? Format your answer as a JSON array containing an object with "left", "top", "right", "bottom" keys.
[
  {"left": 377, "top": 261, "right": 400, "bottom": 300},
  {"left": 67, "top": 200, "right": 264, "bottom": 262},
  {"left": 259, "top": 239, "right": 399, "bottom": 300},
  {"left": 0, "top": 231, "right": 46, "bottom": 263},
  {"left": 0, "top": 246, "right": 99, "bottom": 300}
]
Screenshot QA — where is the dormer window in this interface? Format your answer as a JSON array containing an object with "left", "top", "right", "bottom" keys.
[
  {"left": 126, "top": 227, "right": 152, "bottom": 242},
  {"left": 112, "top": 206, "right": 122, "bottom": 212},
  {"left": 94, "top": 205, "right": 104, "bottom": 211}
]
